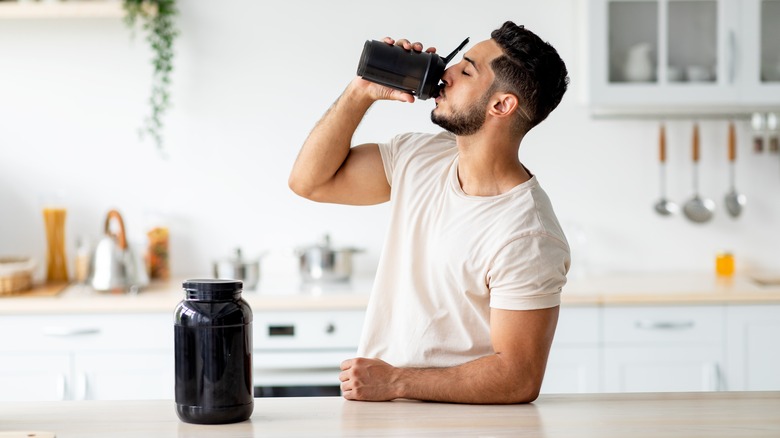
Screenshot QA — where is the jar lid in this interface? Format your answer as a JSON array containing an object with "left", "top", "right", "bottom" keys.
[{"left": 183, "top": 279, "right": 242, "bottom": 301}]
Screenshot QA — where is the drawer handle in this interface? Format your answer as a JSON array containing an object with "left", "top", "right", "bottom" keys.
[
  {"left": 634, "top": 320, "right": 695, "bottom": 330},
  {"left": 43, "top": 327, "right": 101, "bottom": 337}
]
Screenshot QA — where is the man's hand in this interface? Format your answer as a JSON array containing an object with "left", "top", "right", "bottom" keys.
[{"left": 339, "top": 357, "right": 402, "bottom": 401}]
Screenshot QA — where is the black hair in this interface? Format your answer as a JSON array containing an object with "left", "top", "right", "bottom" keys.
[{"left": 490, "top": 21, "right": 569, "bottom": 131}]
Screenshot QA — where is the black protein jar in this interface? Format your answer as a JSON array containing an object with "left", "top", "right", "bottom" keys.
[{"left": 174, "top": 279, "right": 253, "bottom": 424}]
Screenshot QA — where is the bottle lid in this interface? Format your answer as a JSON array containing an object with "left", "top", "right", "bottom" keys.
[{"left": 183, "top": 279, "right": 242, "bottom": 301}]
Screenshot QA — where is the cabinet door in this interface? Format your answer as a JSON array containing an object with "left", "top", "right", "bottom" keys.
[
  {"left": 0, "top": 353, "right": 71, "bottom": 401},
  {"left": 542, "top": 306, "right": 601, "bottom": 394},
  {"left": 726, "top": 304, "right": 780, "bottom": 391},
  {"left": 543, "top": 347, "right": 601, "bottom": 393},
  {"left": 604, "top": 345, "right": 725, "bottom": 392},
  {"left": 738, "top": 0, "right": 780, "bottom": 104},
  {"left": 73, "top": 351, "right": 174, "bottom": 400},
  {"left": 587, "top": 0, "right": 741, "bottom": 112},
  {"left": 602, "top": 305, "right": 725, "bottom": 392}
]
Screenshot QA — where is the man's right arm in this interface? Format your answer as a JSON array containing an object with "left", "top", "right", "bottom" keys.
[
  {"left": 288, "top": 39, "right": 431, "bottom": 206},
  {"left": 288, "top": 78, "right": 396, "bottom": 205}
]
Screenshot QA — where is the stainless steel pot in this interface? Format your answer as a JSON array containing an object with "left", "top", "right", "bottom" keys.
[
  {"left": 212, "top": 248, "right": 260, "bottom": 290},
  {"left": 296, "top": 234, "right": 362, "bottom": 283}
]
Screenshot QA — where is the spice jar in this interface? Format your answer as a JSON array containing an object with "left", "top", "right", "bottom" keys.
[{"left": 174, "top": 279, "right": 253, "bottom": 424}]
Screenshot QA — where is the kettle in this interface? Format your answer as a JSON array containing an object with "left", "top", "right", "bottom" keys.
[{"left": 87, "top": 209, "right": 149, "bottom": 293}]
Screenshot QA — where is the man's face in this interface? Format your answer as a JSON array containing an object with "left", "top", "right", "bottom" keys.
[{"left": 430, "top": 39, "right": 503, "bottom": 136}]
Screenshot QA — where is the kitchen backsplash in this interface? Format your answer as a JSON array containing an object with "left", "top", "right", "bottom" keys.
[{"left": 1, "top": 0, "right": 779, "bottom": 281}]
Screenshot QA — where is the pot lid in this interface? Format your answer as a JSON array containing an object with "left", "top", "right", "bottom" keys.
[
  {"left": 216, "top": 248, "right": 259, "bottom": 265},
  {"left": 298, "top": 234, "right": 363, "bottom": 253}
]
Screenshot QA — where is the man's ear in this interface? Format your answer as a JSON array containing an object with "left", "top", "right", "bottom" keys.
[{"left": 489, "top": 93, "right": 520, "bottom": 119}]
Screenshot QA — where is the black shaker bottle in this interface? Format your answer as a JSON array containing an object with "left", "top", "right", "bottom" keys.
[
  {"left": 174, "top": 279, "right": 253, "bottom": 424},
  {"left": 356, "top": 37, "right": 469, "bottom": 100}
]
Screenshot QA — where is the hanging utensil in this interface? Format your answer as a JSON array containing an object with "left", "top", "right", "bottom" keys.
[
  {"left": 683, "top": 123, "right": 715, "bottom": 223},
  {"left": 654, "top": 123, "right": 678, "bottom": 216},
  {"left": 724, "top": 121, "right": 747, "bottom": 218}
]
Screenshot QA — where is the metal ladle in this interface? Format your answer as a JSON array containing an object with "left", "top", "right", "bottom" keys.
[
  {"left": 654, "top": 123, "right": 678, "bottom": 216},
  {"left": 683, "top": 123, "right": 715, "bottom": 223},
  {"left": 725, "top": 121, "right": 747, "bottom": 217}
]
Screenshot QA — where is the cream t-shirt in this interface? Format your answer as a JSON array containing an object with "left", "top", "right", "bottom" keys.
[{"left": 357, "top": 131, "right": 570, "bottom": 368}]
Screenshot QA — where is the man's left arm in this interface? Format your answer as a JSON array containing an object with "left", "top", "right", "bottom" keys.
[{"left": 339, "top": 305, "right": 559, "bottom": 404}]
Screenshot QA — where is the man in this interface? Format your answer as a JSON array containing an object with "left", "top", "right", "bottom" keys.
[{"left": 288, "top": 21, "right": 570, "bottom": 404}]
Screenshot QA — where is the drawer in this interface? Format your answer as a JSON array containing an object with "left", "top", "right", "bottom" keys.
[
  {"left": 0, "top": 313, "right": 173, "bottom": 352},
  {"left": 603, "top": 305, "right": 724, "bottom": 344},
  {"left": 253, "top": 310, "right": 364, "bottom": 350}
]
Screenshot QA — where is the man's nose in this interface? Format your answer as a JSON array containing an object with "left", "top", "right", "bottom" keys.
[{"left": 440, "top": 67, "right": 453, "bottom": 86}]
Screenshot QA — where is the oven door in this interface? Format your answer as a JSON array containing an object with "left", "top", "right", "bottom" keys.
[{"left": 253, "top": 350, "right": 347, "bottom": 397}]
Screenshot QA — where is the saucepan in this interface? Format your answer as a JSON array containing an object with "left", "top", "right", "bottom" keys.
[
  {"left": 212, "top": 248, "right": 261, "bottom": 290},
  {"left": 296, "top": 234, "right": 363, "bottom": 283}
]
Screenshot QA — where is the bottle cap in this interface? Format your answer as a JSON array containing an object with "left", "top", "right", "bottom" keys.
[{"left": 183, "top": 279, "right": 242, "bottom": 301}]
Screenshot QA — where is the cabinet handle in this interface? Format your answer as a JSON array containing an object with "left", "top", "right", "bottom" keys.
[
  {"left": 43, "top": 327, "right": 101, "bottom": 337},
  {"left": 728, "top": 30, "right": 737, "bottom": 84},
  {"left": 703, "top": 362, "right": 723, "bottom": 391},
  {"left": 75, "top": 372, "right": 89, "bottom": 400},
  {"left": 634, "top": 320, "right": 695, "bottom": 330},
  {"left": 56, "top": 373, "right": 68, "bottom": 401}
]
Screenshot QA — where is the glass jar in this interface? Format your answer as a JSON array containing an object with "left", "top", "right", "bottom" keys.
[{"left": 174, "top": 279, "right": 253, "bottom": 424}]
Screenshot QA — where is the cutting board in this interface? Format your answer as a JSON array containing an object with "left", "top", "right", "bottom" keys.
[{"left": 2, "top": 282, "right": 68, "bottom": 298}]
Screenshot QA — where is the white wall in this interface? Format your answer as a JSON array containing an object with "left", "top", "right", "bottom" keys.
[{"left": 1, "top": 0, "right": 779, "bottom": 282}]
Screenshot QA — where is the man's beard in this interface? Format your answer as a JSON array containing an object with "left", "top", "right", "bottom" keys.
[{"left": 430, "top": 92, "right": 490, "bottom": 136}]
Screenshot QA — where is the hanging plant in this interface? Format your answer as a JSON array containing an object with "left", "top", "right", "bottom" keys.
[{"left": 123, "top": 0, "right": 178, "bottom": 153}]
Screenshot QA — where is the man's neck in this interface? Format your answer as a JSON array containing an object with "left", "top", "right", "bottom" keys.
[{"left": 455, "top": 132, "right": 529, "bottom": 197}]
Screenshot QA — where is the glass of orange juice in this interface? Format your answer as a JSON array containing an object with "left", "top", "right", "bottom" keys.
[{"left": 715, "top": 251, "right": 735, "bottom": 277}]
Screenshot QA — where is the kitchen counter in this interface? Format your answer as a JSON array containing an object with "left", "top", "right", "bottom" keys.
[
  {"left": 1, "top": 392, "right": 778, "bottom": 437},
  {"left": 2, "top": 272, "right": 780, "bottom": 314}
]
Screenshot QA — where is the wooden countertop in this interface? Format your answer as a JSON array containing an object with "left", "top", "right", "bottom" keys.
[
  {"left": 0, "top": 392, "right": 778, "bottom": 437},
  {"left": 1, "top": 272, "right": 779, "bottom": 315}
]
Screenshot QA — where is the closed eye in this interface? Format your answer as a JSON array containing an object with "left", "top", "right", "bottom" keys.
[{"left": 462, "top": 70, "right": 471, "bottom": 76}]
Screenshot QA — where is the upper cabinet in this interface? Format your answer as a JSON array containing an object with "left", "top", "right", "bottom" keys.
[{"left": 585, "top": 0, "right": 780, "bottom": 116}]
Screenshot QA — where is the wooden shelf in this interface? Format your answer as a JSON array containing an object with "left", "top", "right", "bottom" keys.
[{"left": 0, "top": 1, "right": 124, "bottom": 19}]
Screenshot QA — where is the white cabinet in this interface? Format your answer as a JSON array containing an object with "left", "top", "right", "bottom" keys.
[
  {"left": 585, "top": 0, "right": 780, "bottom": 114},
  {"left": 0, "top": 313, "right": 173, "bottom": 401},
  {"left": 725, "top": 304, "right": 780, "bottom": 391},
  {"left": 602, "top": 305, "right": 726, "bottom": 392},
  {"left": 0, "top": 353, "right": 71, "bottom": 401},
  {"left": 542, "top": 306, "right": 601, "bottom": 394},
  {"left": 73, "top": 351, "right": 174, "bottom": 400}
]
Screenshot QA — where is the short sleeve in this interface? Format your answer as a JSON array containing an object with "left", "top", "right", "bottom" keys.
[
  {"left": 487, "top": 234, "right": 570, "bottom": 310},
  {"left": 376, "top": 132, "right": 421, "bottom": 186}
]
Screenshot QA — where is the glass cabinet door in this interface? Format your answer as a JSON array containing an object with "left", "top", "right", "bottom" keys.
[
  {"left": 667, "top": 1, "right": 719, "bottom": 84},
  {"left": 760, "top": 0, "right": 780, "bottom": 84},
  {"left": 606, "top": 0, "right": 722, "bottom": 85},
  {"left": 608, "top": 1, "right": 659, "bottom": 83},
  {"left": 739, "top": 0, "right": 780, "bottom": 105}
]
